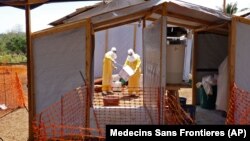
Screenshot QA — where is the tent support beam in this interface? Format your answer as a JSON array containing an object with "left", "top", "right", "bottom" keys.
[
  {"left": 147, "top": 17, "right": 198, "bottom": 29},
  {"left": 2, "top": 0, "right": 48, "bottom": 6},
  {"left": 192, "top": 32, "right": 198, "bottom": 106},
  {"left": 155, "top": 10, "right": 213, "bottom": 26},
  {"left": 94, "top": 17, "right": 142, "bottom": 32},
  {"left": 26, "top": 3, "right": 34, "bottom": 141},
  {"left": 85, "top": 18, "right": 93, "bottom": 129},
  {"left": 227, "top": 23, "right": 232, "bottom": 110},
  {"left": 133, "top": 24, "right": 137, "bottom": 51},
  {"left": 194, "top": 22, "right": 228, "bottom": 32},
  {"left": 93, "top": 10, "right": 149, "bottom": 31},
  {"left": 233, "top": 16, "right": 250, "bottom": 25},
  {"left": 105, "top": 30, "right": 109, "bottom": 52},
  {"left": 229, "top": 17, "right": 237, "bottom": 97}
]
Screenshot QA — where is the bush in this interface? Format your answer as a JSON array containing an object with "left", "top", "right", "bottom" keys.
[{"left": 0, "top": 54, "right": 27, "bottom": 64}]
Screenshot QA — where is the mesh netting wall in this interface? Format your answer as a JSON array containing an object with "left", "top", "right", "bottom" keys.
[
  {"left": 165, "top": 92, "right": 194, "bottom": 125},
  {"left": 32, "top": 86, "right": 105, "bottom": 140},
  {"left": 0, "top": 66, "right": 25, "bottom": 110},
  {"left": 92, "top": 87, "right": 163, "bottom": 132},
  {"left": 226, "top": 83, "right": 250, "bottom": 124}
]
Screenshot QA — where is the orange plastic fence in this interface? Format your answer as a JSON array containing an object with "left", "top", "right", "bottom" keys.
[
  {"left": 33, "top": 85, "right": 193, "bottom": 140},
  {"left": 226, "top": 83, "right": 250, "bottom": 124},
  {"left": 93, "top": 87, "right": 164, "bottom": 132},
  {"left": 0, "top": 66, "right": 25, "bottom": 111},
  {"left": 33, "top": 86, "right": 105, "bottom": 140},
  {"left": 165, "top": 92, "right": 194, "bottom": 125}
]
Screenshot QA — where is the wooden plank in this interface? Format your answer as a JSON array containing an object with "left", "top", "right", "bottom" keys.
[
  {"left": 105, "top": 30, "right": 109, "bottom": 52},
  {"left": 234, "top": 16, "right": 250, "bottom": 25},
  {"left": 192, "top": 32, "right": 198, "bottom": 105},
  {"left": 1, "top": 0, "right": 47, "bottom": 6},
  {"left": 167, "top": 21, "right": 198, "bottom": 29},
  {"left": 93, "top": 9, "right": 149, "bottom": 31},
  {"left": 85, "top": 18, "right": 92, "bottom": 129},
  {"left": 94, "top": 18, "right": 141, "bottom": 32},
  {"left": 156, "top": 10, "right": 213, "bottom": 26},
  {"left": 227, "top": 23, "right": 232, "bottom": 110},
  {"left": 133, "top": 24, "right": 137, "bottom": 51},
  {"left": 147, "top": 17, "right": 198, "bottom": 29},
  {"left": 229, "top": 18, "right": 236, "bottom": 92},
  {"left": 32, "top": 20, "right": 86, "bottom": 39},
  {"left": 143, "top": 18, "right": 146, "bottom": 28},
  {"left": 194, "top": 22, "right": 228, "bottom": 32},
  {"left": 25, "top": 4, "right": 34, "bottom": 141},
  {"left": 28, "top": 0, "right": 48, "bottom": 5}
]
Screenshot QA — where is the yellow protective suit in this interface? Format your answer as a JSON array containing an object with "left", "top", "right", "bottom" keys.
[
  {"left": 124, "top": 54, "right": 141, "bottom": 95},
  {"left": 102, "top": 52, "right": 115, "bottom": 92}
]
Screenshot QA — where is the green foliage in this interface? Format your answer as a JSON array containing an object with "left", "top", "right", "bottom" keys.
[
  {"left": 0, "top": 54, "right": 27, "bottom": 64},
  {"left": 0, "top": 30, "right": 27, "bottom": 63},
  {"left": 225, "top": 2, "right": 238, "bottom": 15}
]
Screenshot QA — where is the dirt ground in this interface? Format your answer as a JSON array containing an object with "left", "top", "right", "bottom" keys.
[
  {"left": 0, "top": 108, "right": 28, "bottom": 141},
  {"left": 0, "top": 65, "right": 28, "bottom": 141}
]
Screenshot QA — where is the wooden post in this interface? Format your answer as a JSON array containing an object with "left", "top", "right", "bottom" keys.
[
  {"left": 85, "top": 18, "right": 93, "bottom": 129},
  {"left": 223, "top": 0, "right": 226, "bottom": 13},
  {"left": 160, "top": 2, "right": 167, "bottom": 124},
  {"left": 227, "top": 22, "right": 232, "bottom": 110},
  {"left": 26, "top": 3, "right": 34, "bottom": 141},
  {"left": 105, "top": 30, "right": 109, "bottom": 52},
  {"left": 192, "top": 32, "right": 198, "bottom": 106},
  {"left": 229, "top": 18, "right": 236, "bottom": 96},
  {"left": 133, "top": 24, "right": 137, "bottom": 51}
]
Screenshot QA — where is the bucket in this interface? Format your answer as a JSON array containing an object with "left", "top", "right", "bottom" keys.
[
  {"left": 103, "top": 95, "right": 119, "bottom": 106},
  {"left": 119, "top": 65, "right": 134, "bottom": 82},
  {"left": 112, "top": 81, "right": 122, "bottom": 91},
  {"left": 166, "top": 44, "right": 185, "bottom": 84},
  {"left": 179, "top": 97, "right": 187, "bottom": 107}
]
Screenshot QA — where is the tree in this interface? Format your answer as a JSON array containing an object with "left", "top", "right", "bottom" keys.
[
  {"left": 219, "top": 2, "right": 249, "bottom": 15},
  {"left": 225, "top": 2, "right": 238, "bottom": 15},
  {"left": 0, "top": 32, "right": 26, "bottom": 55}
]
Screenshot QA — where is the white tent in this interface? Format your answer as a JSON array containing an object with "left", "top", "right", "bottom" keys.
[
  {"left": 30, "top": 0, "right": 250, "bottom": 131},
  {"left": 51, "top": 0, "right": 146, "bottom": 79}
]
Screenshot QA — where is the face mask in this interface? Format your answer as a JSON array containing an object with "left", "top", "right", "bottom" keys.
[
  {"left": 111, "top": 52, "right": 117, "bottom": 60},
  {"left": 127, "top": 55, "right": 136, "bottom": 62}
]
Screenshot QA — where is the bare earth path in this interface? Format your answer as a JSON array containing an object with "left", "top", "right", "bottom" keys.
[{"left": 0, "top": 108, "right": 28, "bottom": 141}]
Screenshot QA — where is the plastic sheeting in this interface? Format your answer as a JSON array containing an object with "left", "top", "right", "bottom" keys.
[
  {"left": 32, "top": 25, "right": 87, "bottom": 114},
  {"left": 90, "top": 0, "right": 230, "bottom": 28},
  {"left": 94, "top": 24, "right": 143, "bottom": 78},
  {"left": 235, "top": 22, "right": 250, "bottom": 92},
  {"left": 64, "top": 0, "right": 145, "bottom": 24},
  {"left": 216, "top": 57, "right": 229, "bottom": 112},
  {"left": 143, "top": 17, "right": 166, "bottom": 124},
  {"left": 183, "top": 37, "right": 193, "bottom": 81},
  {"left": 196, "top": 33, "right": 228, "bottom": 81}
]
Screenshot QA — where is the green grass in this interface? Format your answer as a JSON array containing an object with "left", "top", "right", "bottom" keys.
[{"left": 0, "top": 54, "right": 27, "bottom": 64}]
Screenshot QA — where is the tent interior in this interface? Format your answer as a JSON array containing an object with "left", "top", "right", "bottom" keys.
[{"left": 30, "top": 0, "right": 250, "bottom": 136}]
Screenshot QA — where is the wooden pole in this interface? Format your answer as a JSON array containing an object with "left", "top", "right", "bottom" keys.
[
  {"left": 192, "top": 32, "right": 198, "bottom": 106},
  {"left": 105, "top": 30, "right": 109, "bottom": 52},
  {"left": 25, "top": 3, "right": 34, "bottom": 141},
  {"left": 133, "top": 24, "right": 137, "bottom": 51},
  {"left": 223, "top": 0, "right": 226, "bottom": 13}
]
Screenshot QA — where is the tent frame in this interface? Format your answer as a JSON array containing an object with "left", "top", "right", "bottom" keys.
[
  {"left": 29, "top": 20, "right": 93, "bottom": 140},
  {"left": 11, "top": 1, "right": 249, "bottom": 139}
]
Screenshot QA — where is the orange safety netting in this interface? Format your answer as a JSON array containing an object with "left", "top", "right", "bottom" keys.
[
  {"left": 0, "top": 66, "right": 26, "bottom": 117},
  {"left": 165, "top": 92, "right": 194, "bottom": 125},
  {"left": 226, "top": 83, "right": 250, "bottom": 124},
  {"left": 93, "top": 87, "right": 164, "bottom": 132},
  {"left": 33, "top": 86, "right": 105, "bottom": 140},
  {"left": 33, "top": 85, "right": 194, "bottom": 140}
]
